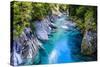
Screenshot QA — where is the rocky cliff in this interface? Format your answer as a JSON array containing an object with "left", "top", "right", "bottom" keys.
[{"left": 11, "top": 16, "right": 57, "bottom": 66}]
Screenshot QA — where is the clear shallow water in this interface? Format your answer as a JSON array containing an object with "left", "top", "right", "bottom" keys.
[{"left": 39, "top": 15, "right": 96, "bottom": 64}]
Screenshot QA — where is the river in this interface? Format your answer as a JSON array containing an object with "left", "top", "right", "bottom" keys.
[
  {"left": 39, "top": 15, "right": 96, "bottom": 64},
  {"left": 11, "top": 15, "right": 96, "bottom": 66}
]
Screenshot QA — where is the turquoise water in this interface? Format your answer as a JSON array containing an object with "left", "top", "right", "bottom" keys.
[
  {"left": 39, "top": 16, "right": 82, "bottom": 64},
  {"left": 11, "top": 15, "right": 96, "bottom": 66},
  {"left": 39, "top": 15, "right": 96, "bottom": 64}
]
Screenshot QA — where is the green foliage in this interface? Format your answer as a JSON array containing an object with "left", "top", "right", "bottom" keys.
[
  {"left": 12, "top": 1, "right": 32, "bottom": 37},
  {"left": 11, "top": 1, "right": 97, "bottom": 37},
  {"left": 76, "top": 6, "right": 86, "bottom": 19},
  {"left": 84, "top": 7, "right": 97, "bottom": 32},
  {"left": 31, "top": 3, "right": 50, "bottom": 20},
  {"left": 12, "top": 2, "right": 57, "bottom": 37},
  {"left": 69, "top": 5, "right": 97, "bottom": 33},
  {"left": 69, "top": 5, "right": 97, "bottom": 55},
  {"left": 59, "top": 4, "right": 69, "bottom": 12},
  {"left": 69, "top": 5, "right": 79, "bottom": 16}
]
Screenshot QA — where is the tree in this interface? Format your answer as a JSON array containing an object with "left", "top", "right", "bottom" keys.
[{"left": 11, "top": 1, "right": 32, "bottom": 37}]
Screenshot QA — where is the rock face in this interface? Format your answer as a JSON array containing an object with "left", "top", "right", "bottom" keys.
[
  {"left": 11, "top": 27, "right": 42, "bottom": 66},
  {"left": 81, "top": 30, "right": 97, "bottom": 55},
  {"left": 11, "top": 16, "right": 57, "bottom": 66},
  {"left": 34, "top": 18, "right": 56, "bottom": 40}
]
